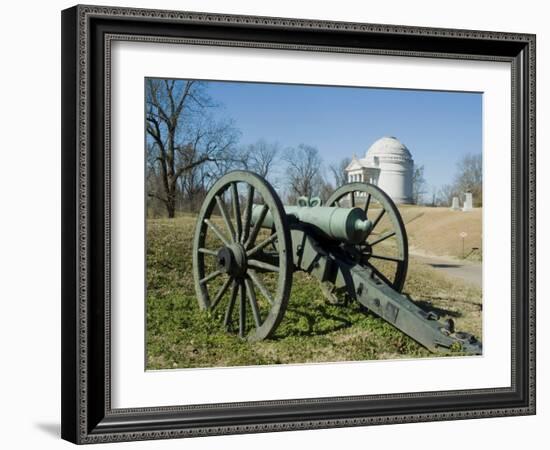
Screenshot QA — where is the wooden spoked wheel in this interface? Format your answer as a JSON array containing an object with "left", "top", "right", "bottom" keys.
[
  {"left": 192, "top": 171, "right": 293, "bottom": 341},
  {"left": 326, "top": 182, "right": 409, "bottom": 292}
]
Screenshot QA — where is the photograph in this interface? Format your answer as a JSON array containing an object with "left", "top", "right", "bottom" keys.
[{"left": 145, "top": 78, "right": 484, "bottom": 369}]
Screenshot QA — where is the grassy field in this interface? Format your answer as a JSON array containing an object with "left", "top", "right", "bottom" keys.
[{"left": 146, "top": 212, "right": 482, "bottom": 370}]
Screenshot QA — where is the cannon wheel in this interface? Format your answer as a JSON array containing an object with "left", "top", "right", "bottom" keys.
[
  {"left": 326, "top": 183, "right": 409, "bottom": 292},
  {"left": 192, "top": 171, "right": 293, "bottom": 341}
]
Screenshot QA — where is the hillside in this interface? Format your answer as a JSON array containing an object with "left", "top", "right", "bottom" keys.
[{"left": 397, "top": 205, "right": 482, "bottom": 260}]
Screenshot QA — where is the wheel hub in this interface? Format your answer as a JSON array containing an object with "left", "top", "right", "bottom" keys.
[
  {"left": 217, "top": 244, "right": 247, "bottom": 278},
  {"left": 361, "top": 243, "right": 373, "bottom": 259}
]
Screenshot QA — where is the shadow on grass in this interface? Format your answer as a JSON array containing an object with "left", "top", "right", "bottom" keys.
[
  {"left": 428, "top": 263, "right": 462, "bottom": 269},
  {"left": 414, "top": 299, "right": 462, "bottom": 318},
  {"left": 275, "top": 303, "right": 353, "bottom": 338}
]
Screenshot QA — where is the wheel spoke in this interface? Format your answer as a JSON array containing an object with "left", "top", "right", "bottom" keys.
[
  {"left": 204, "top": 219, "right": 231, "bottom": 246},
  {"left": 210, "top": 276, "right": 233, "bottom": 310},
  {"left": 246, "top": 232, "right": 278, "bottom": 257},
  {"left": 369, "top": 230, "right": 396, "bottom": 246},
  {"left": 363, "top": 193, "right": 371, "bottom": 214},
  {"left": 199, "top": 269, "right": 223, "bottom": 285},
  {"left": 198, "top": 247, "right": 217, "bottom": 256},
  {"left": 369, "top": 264, "right": 393, "bottom": 287},
  {"left": 248, "top": 259, "right": 280, "bottom": 273},
  {"left": 245, "top": 204, "right": 268, "bottom": 249},
  {"left": 241, "top": 184, "right": 254, "bottom": 244},
  {"left": 215, "top": 195, "right": 236, "bottom": 242},
  {"left": 350, "top": 191, "right": 355, "bottom": 207},
  {"left": 245, "top": 278, "right": 262, "bottom": 329},
  {"left": 223, "top": 280, "right": 238, "bottom": 330},
  {"left": 231, "top": 182, "right": 242, "bottom": 242},
  {"left": 248, "top": 269, "right": 274, "bottom": 305},
  {"left": 369, "top": 253, "right": 403, "bottom": 263},
  {"left": 239, "top": 281, "right": 246, "bottom": 338},
  {"left": 369, "top": 208, "right": 386, "bottom": 233}
]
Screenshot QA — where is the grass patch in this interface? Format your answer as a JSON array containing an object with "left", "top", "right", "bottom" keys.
[{"left": 146, "top": 216, "right": 482, "bottom": 369}]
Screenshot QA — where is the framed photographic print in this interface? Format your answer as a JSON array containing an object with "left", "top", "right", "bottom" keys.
[{"left": 61, "top": 4, "right": 536, "bottom": 444}]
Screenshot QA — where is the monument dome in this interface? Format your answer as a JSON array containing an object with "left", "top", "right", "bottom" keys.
[
  {"left": 345, "top": 136, "right": 414, "bottom": 204},
  {"left": 365, "top": 136, "right": 412, "bottom": 160}
]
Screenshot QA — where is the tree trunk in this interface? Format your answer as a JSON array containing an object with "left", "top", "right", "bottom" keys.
[{"left": 166, "top": 197, "right": 176, "bottom": 218}]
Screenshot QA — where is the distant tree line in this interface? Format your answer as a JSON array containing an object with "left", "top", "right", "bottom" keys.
[
  {"left": 436, "top": 154, "right": 483, "bottom": 207},
  {"left": 412, "top": 154, "right": 482, "bottom": 207}
]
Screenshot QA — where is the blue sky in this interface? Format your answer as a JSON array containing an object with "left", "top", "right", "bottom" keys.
[{"left": 204, "top": 80, "right": 482, "bottom": 191}]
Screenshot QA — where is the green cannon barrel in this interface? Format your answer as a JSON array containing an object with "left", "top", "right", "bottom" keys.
[{"left": 251, "top": 204, "right": 373, "bottom": 244}]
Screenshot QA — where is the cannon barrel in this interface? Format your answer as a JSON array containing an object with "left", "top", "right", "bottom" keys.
[{"left": 251, "top": 204, "right": 373, "bottom": 244}]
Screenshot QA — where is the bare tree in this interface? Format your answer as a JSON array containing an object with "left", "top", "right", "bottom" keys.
[
  {"left": 146, "top": 79, "right": 239, "bottom": 217},
  {"left": 146, "top": 148, "right": 168, "bottom": 218},
  {"left": 237, "top": 140, "right": 280, "bottom": 180},
  {"left": 177, "top": 151, "right": 210, "bottom": 213},
  {"left": 454, "top": 153, "right": 482, "bottom": 206},
  {"left": 282, "top": 144, "right": 324, "bottom": 200},
  {"left": 412, "top": 164, "right": 427, "bottom": 205},
  {"left": 437, "top": 183, "right": 459, "bottom": 207},
  {"left": 319, "top": 179, "right": 335, "bottom": 203},
  {"left": 430, "top": 185, "right": 438, "bottom": 207},
  {"left": 328, "top": 157, "right": 351, "bottom": 187}
]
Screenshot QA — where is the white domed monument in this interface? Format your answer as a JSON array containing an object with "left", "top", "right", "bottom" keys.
[{"left": 345, "top": 136, "right": 414, "bottom": 204}]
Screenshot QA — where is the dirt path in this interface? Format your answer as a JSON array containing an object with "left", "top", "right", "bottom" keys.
[{"left": 410, "top": 252, "right": 482, "bottom": 288}]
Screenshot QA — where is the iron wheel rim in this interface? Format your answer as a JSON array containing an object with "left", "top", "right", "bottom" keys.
[{"left": 326, "top": 182, "right": 409, "bottom": 292}]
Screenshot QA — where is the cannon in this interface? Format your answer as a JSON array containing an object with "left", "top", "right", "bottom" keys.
[{"left": 192, "top": 171, "right": 482, "bottom": 354}]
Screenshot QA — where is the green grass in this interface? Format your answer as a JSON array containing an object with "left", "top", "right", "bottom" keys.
[{"left": 146, "top": 216, "right": 482, "bottom": 369}]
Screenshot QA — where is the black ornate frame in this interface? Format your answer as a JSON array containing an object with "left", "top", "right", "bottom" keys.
[{"left": 61, "top": 4, "right": 536, "bottom": 444}]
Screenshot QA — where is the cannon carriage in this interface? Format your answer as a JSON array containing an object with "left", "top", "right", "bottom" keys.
[{"left": 192, "top": 170, "right": 481, "bottom": 354}]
